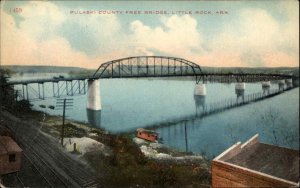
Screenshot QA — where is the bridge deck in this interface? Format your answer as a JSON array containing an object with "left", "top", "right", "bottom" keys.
[{"left": 3, "top": 73, "right": 293, "bottom": 86}]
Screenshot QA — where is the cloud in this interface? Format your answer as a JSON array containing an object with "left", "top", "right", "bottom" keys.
[
  {"left": 1, "top": 2, "right": 98, "bottom": 69},
  {"left": 1, "top": 1, "right": 136, "bottom": 68},
  {"left": 1, "top": 1, "right": 298, "bottom": 68},
  {"left": 277, "top": 1, "right": 299, "bottom": 54},
  {"left": 126, "top": 6, "right": 298, "bottom": 67},
  {"left": 60, "top": 12, "right": 123, "bottom": 56},
  {"left": 263, "top": 51, "right": 298, "bottom": 67},
  {"left": 18, "top": 1, "right": 66, "bottom": 41},
  {"left": 129, "top": 15, "right": 202, "bottom": 57},
  {"left": 208, "top": 7, "right": 298, "bottom": 67}
]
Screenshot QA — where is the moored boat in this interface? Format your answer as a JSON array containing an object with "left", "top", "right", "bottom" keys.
[{"left": 136, "top": 128, "right": 159, "bottom": 142}]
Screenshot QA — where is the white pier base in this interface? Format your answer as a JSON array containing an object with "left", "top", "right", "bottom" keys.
[
  {"left": 279, "top": 80, "right": 285, "bottom": 85},
  {"left": 278, "top": 80, "right": 285, "bottom": 91},
  {"left": 235, "top": 82, "right": 246, "bottom": 90},
  {"left": 262, "top": 81, "right": 271, "bottom": 88},
  {"left": 194, "top": 83, "right": 207, "bottom": 96},
  {"left": 87, "top": 80, "right": 102, "bottom": 110},
  {"left": 286, "top": 79, "right": 293, "bottom": 88}
]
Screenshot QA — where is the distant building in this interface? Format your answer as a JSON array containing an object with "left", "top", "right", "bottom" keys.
[
  {"left": 0, "top": 136, "right": 23, "bottom": 175},
  {"left": 212, "top": 134, "right": 299, "bottom": 187}
]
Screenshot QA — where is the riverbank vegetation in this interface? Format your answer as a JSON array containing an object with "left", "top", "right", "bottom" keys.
[{"left": 36, "top": 114, "right": 211, "bottom": 187}]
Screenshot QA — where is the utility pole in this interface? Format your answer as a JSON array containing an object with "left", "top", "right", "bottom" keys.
[
  {"left": 56, "top": 98, "right": 73, "bottom": 146},
  {"left": 61, "top": 99, "right": 66, "bottom": 146},
  {"left": 14, "top": 90, "right": 18, "bottom": 102},
  {"left": 14, "top": 90, "right": 21, "bottom": 102},
  {"left": 184, "top": 121, "right": 188, "bottom": 153}
]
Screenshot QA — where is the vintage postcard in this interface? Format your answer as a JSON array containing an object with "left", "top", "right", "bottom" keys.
[{"left": 0, "top": 0, "right": 299, "bottom": 187}]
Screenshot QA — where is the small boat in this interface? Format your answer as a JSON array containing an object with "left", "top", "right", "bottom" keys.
[
  {"left": 48, "top": 105, "right": 55, "bottom": 110},
  {"left": 136, "top": 128, "right": 159, "bottom": 142}
]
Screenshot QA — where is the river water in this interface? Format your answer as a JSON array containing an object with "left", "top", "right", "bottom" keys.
[{"left": 12, "top": 75, "right": 299, "bottom": 159}]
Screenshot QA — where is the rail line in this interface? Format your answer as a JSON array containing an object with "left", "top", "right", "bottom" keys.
[
  {"left": 4, "top": 124, "right": 72, "bottom": 187},
  {"left": 15, "top": 155, "right": 49, "bottom": 187},
  {"left": 32, "top": 133, "right": 99, "bottom": 186},
  {"left": 1, "top": 114, "right": 100, "bottom": 187}
]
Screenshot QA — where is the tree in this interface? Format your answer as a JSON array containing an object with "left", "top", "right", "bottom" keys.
[
  {"left": 0, "top": 68, "right": 32, "bottom": 113},
  {"left": 257, "top": 107, "right": 298, "bottom": 148},
  {"left": 0, "top": 69, "right": 14, "bottom": 109}
]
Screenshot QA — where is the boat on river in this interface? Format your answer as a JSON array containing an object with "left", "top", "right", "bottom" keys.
[{"left": 136, "top": 128, "right": 159, "bottom": 142}]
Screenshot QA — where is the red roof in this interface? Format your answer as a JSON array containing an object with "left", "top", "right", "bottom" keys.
[
  {"left": 136, "top": 128, "right": 158, "bottom": 135},
  {"left": 0, "top": 136, "right": 22, "bottom": 155}
]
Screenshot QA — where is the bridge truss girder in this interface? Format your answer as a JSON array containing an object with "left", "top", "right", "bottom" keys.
[{"left": 92, "top": 56, "right": 203, "bottom": 80}]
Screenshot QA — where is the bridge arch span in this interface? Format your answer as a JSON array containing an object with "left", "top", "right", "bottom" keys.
[{"left": 92, "top": 56, "right": 203, "bottom": 79}]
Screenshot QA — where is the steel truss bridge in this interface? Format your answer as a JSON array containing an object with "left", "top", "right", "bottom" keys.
[{"left": 1, "top": 56, "right": 294, "bottom": 101}]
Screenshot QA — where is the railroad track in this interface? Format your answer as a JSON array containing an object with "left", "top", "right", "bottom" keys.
[
  {"left": 21, "top": 140, "right": 72, "bottom": 187},
  {"left": 31, "top": 133, "right": 100, "bottom": 187},
  {"left": 1, "top": 114, "right": 101, "bottom": 187},
  {"left": 16, "top": 152, "right": 62, "bottom": 187},
  {"left": 5, "top": 124, "right": 74, "bottom": 187}
]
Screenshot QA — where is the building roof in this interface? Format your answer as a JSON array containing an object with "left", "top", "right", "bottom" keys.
[
  {"left": 0, "top": 136, "right": 22, "bottom": 155},
  {"left": 136, "top": 128, "right": 158, "bottom": 135},
  {"left": 215, "top": 134, "right": 299, "bottom": 183},
  {"left": 226, "top": 142, "right": 299, "bottom": 183}
]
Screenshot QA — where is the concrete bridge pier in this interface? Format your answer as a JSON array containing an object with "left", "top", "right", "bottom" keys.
[
  {"left": 87, "top": 79, "right": 102, "bottom": 110},
  {"left": 194, "top": 83, "right": 207, "bottom": 96},
  {"left": 235, "top": 82, "right": 245, "bottom": 101},
  {"left": 285, "top": 79, "right": 293, "bottom": 88},
  {"left": 262, "top": 81, "right": 271, "bottom": 95},
  {"left": 278, "top": 80, "right": 285, "bottom": 91}
]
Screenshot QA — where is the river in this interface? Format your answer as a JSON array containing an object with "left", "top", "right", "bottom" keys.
[{"left": 12, "top": 75, "right": 299, "bottom": 159}]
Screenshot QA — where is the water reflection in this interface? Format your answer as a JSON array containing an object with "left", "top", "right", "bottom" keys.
[
  {"left": 157, "top": 121, "right": 196, "bottom": 155},
  {"left": 262, "top": 86, "right": 270, "bottom": 95},
  {"left": 86, "top": 109, "right": 101, "bottom": 128},
  {"left": 194, "top": 95, "right": 206, "bottom": 115},
  {"left": 157, "top": 89, "right": 299, "bottom": 159},
  {"left": 235, "top": 89, "right": 245, "bottom": 102}
]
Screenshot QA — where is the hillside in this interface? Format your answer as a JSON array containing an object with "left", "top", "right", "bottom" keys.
[
  {"left": 201, "top": 66, "right": 299, "bottom": 76},
  {"left": 1, "top": 65, "right": 94, "bottom": 74},
  {"left": 1, "top": 65, "right": 298, "bottom": 77}
]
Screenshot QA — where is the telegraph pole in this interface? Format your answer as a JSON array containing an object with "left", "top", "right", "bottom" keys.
[
  {"left": 61, "top": 99, "right": 66, "bottom": 146},
  {"left": 184, "top": 121, "right": 188, "bottom": 153},
  {"left": 56, "top": 98, "right": 73, "bottom": 146}
]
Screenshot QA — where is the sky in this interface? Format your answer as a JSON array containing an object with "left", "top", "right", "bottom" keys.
[{"left": 1, "top": 0, "right": 299, "bottom": 69}]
